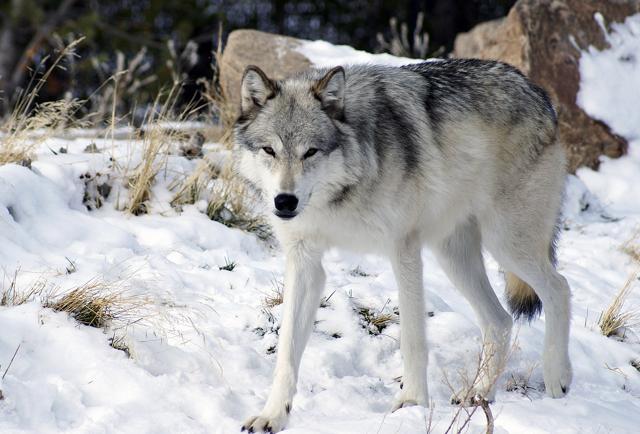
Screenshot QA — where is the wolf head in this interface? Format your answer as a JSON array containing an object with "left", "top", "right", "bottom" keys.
[{"left": 233, "top": 65, "right": 354, "bottom": 221}]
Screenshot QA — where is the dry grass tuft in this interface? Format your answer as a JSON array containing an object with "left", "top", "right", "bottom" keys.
[
  {"left": 1, "top": 98, "right": 84, "bottom": 166},
  {"left": 623, "top": 244, "right": 640, "bottom": 264},
  {"left": 355, "top": 300, "right": 398, "bottom": 335},
  {"left": 44, "top": 278, "right": 150, "bottom": 329},
  {"left": 126, "top": 131, "right": 168, "bottom": 215},
  {"left": 505, "top": 365, "right": 538, "bottom": 398},
  {"left": 622, "top": 227, "right": 640, "bottom": 264},
  {"left": 125, "top": 85, "right": 190, "bottom": 215},
  {"left": 2, "top": 271, "right": 151, "bottom": 361},
  {"left": 2, "top": 270, "right": 150, "bottom": 333},
  {"left": 263, "top": 279, "right": 284, "bottom": 308},
  {"left": 171, "top": 154, "right": 270, "bottom": 239},
  {"left": 170, "top": 155, "right": 220, "bottom": 208},
  {"left": 1, "top": 39, "right": 85, "bottom": 166},
  {"left": 218, "top": 257, "right": 236, "bottom": 272},
  {"left": 108, "top": 332, "right": 132, "bottom": 358},
  {"left": 598, "top": 270, "right": 640, "bottom": 339},
  {"left": 0, "top": 270, "right": 47, "bottom": 306},
  {"left": 205, "top": 164, "right": 271, "bottom": 240}
]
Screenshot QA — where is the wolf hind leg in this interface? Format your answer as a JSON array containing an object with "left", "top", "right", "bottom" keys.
[
  {"left": 483, "top": 214, "right": 572, "bottom": 398},
  {"left": 433, "top": 217, "right": 513, "bottom": 403}
]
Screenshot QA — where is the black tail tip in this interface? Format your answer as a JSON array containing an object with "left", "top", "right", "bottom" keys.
[{"left": 507, "top": 293, "right": 543, "bottom": 322}]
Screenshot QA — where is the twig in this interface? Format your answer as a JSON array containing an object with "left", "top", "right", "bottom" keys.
[
  {"left": 480, "top": 398, "right": 494, "bottom": 434},
  {"left": 2, "top": 343, "right": 21, "bottom": 380}
]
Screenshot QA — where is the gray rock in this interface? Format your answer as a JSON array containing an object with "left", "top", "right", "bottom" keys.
[
  {"left": 454, "top": 0, "right": 639, "bottom": 173},
  {"left": 219, "top": 30, "right": 311, "bottom": 114}
]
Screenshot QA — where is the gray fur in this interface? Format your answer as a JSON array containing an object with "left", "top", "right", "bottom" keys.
[{"left": 235, "top": 59, "right": 572, "bottom": 433}]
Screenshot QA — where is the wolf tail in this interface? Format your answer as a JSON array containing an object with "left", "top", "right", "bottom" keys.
[
  {"left": 504, "top": 273, "right": 542, "bottom": 321},
  {"left": 505, "top": 219, "right": 561, "bottom": 321}
]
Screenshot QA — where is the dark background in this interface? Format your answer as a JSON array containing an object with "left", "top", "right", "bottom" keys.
[{"left": 0, "top": 0, "right": 516, "bottom": 117}]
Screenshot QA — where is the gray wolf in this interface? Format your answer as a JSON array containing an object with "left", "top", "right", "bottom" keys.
[{"left": 234, "top": 59, "right": 572, "bottom": 433}]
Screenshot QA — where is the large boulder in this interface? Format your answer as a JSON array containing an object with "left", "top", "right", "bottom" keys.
[
  {"left": 219, "top": 29, "right": 311, "bottom": 113},
  {"left": 454, "top": 0, "right": 640, "bottom": 173}
]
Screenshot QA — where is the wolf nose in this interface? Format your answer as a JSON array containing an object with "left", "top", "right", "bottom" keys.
[{"left": 274, "top": 194, "right": 299, "bottom": 212}]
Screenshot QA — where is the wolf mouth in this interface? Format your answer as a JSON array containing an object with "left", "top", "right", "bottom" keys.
[{"left": 274, "top": 211, "right": 297, "bottom": 220}]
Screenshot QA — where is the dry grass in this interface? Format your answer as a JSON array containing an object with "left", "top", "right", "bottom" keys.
[
  {"left": 621, "top": 227, "right": 640, "bottom": 264},
  {"left": 125, "top": 130, "right": 169, "bottom": 215},
  {"left": 171, "top": 153, "right": 270, "bottom": 240},
  {"left": 170, "top": 155, "right": 220, "bottom": 208},
  {"left": 108, "top": 332, "right": 132, "bottom": 357},
  {"left": 355, "top": 300, "right": 398, "bottom": 335},
  {"left": 218, "top": 257, "right": 236, "bottom": 272},
  {"left": 125, "top": 85, "right": 192, "bottom": 215},
  {"left": 205, "top": 164, "right": 271, "bottom": 240},
  {"left": 2, "top": 271, "right": 148, "bottom": 360},
  {"left": 1, "top": 270, "right": 150, "bottom": 332},
  {"left": 44, "top": 278, "right": 149, "bottom": 328},
  {"left": 199, "top": 24, "right": 236, "bottom": 148},
  {"left": 169, "top": 26, "right": 251, "bottom": 234},
  {"left": 263, "top": 279, "right": 284, "bottom": 308},
  {"left": 623, "top": 243, "right": 640, "bottom": 264},
  {"left": 504, "top": 364, "right": 538, "bottom": 399},
  {"left": 0, "top": 270, "right": 47, "bottom": 306},
  {"left": 598, "top": 270, "right": 640, "bottom": 338},
  {"left": 0, "top": 39, "right": 85, "bottom": 166}
]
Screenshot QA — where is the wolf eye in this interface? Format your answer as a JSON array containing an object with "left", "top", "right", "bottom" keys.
[
  {"left": 261, "top": 146, "right": 276, "bottom": 157},
  {"left": 303, "top": 148, "right": 319, "bottom": 160}
]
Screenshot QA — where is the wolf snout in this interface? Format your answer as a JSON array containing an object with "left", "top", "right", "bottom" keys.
[{"left": 274, "top": 194, "right": 299, "bottom": 219}]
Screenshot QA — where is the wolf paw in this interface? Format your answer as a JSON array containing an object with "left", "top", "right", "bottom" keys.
[
  {"left": 450, "top": 385, "right": 495, "bottom": 407},
  {"left": 449, "top": 370, "right": 499, "bottom": 406},
  {"left": 241, "top": 405, "right": 290, "bottom": 433},
  {"left": 391, "top": 387, "right": 428, "bottom": 412},
  {"left": 241, "top": 416, "right": 279, "bottom": 433},
  {"left": 391, "top": 398, "right": 419, "bottom": 412},
  {"left": 450, "top": 393, "right": 492, "bottom": 407},
  {"left": 544, "top": 358, "right": 572, "bottom": 398}
]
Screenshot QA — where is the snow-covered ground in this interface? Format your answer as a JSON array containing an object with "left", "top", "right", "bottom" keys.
[{"left": 1, "top": 15, "right": 640, "bottom": 434}]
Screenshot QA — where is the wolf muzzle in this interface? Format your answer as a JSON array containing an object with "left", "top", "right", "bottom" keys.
[{"left": 274, "top": 193, "right": 299, "bottom": 219}]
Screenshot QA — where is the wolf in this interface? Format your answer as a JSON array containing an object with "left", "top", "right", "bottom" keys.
[{"left": 234, "top": 59, "right": 572, "bottom": 433}]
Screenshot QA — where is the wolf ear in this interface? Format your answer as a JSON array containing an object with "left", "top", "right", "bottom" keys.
[
  {"left": 240, "top": 65, "right": 278, "bottom": 114},
  {"left": 313, "top": 66, "right": 345, "bottom": 120}
]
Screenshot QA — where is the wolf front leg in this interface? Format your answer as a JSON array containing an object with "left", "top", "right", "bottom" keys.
[
  {"left": 242, "top": 241, "right": 325, "bottom": 433},
  {"left": 390, "top": 235, "right": 429, "bottom": 411}
]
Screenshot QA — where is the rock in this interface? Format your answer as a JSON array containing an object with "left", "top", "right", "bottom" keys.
[
  {"left": 219, "top": 30, "right": 311, "bottom": 113},
  {"left": 180, "top": 132, "right": 205, "bottom": 159},
  {"left": 454, "top": 0, "right": 639, "bottom": 173},
  {"left": 84, "top": 142, "right": 99, "bottom": 153}
]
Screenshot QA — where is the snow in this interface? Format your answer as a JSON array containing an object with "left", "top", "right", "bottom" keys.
[
  {"left": 577, "top": 13, "right": 640, "bottom": 141},
  {"left": 1, "top": 20, "right": 640, "bottom": 434},
  {"left": 298, "top": 39, "right": 424, "bottom": 68}
]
